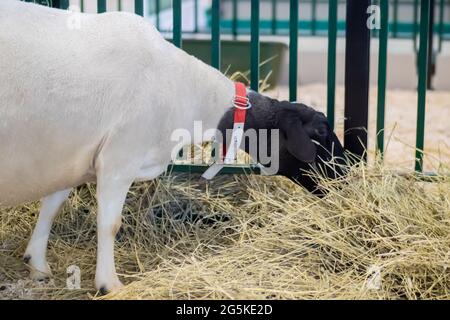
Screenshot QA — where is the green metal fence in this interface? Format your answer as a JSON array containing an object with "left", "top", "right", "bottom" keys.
[{"left": 22, "top": 0, "right": 446, "bottom": 177}]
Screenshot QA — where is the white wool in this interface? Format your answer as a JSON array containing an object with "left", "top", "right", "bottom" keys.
[
  {"left": 0, "top": 0, "right": 234, "bottom": 292},
  {"left": 0, "top": 0, "right": 234, "bottom": 207}
]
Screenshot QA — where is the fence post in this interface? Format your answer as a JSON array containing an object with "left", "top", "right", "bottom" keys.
[
  {"left": 427, "top": 0, "right": 436, "bottom": 89},
  {"left": 134, "top": 0, "right": 143, "bottom": 16},
  {"left": 173, "top": 0, "right": 182, "bottom": 48},
  {"left": 232, "top": 0, "right": 238, "bottom": 38},
  {"left": 311, "top": 0, "right": 317, "bottom": 36},
  {"left": 51, "top": 0, "right": 60, "bottom": 8},
  {"left": 393, "top": 0, "right": 399, "bottom": 37},
  {"left": 211, "top": 0, "right": 221, "bottom": 70},
  {"left": 251, "top": 0, "right": 260, "bottom": 92},
  {"left": 60, "top": 0, "right": 69, "bottom": 9},
  {"left": 289, "top": 0, "right": 299, "bottom": 101},
  {"left": 194, "top": 0, "right": 199, "bottom": 33},
  {"left": 156, "top": 0, "right": 160, "bottom": 30},
  {"left": 438, "top": 0, "right": 444, "bottom": 52},
  {"left": 326, "top": 0, "right": 338, "bottom": 130},
  {"left": 376, "top": 0, "right": 389, "bottom": 157},
  {"left": 344, "top": 0, "right": 371, "bottom": 161},
  {"left": 271, "top": 0, "right": 277, "bottom": 35},
  {"left": 98, "top": 0, "right": 106, "bottom": 13},
  {"left": 414, "top": 0, "right": 419, "bottom": 51},
  {"left": 415, "top": 0, "right": 431, "bottom": 172}
]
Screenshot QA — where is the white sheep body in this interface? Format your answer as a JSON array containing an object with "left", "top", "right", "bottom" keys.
[
  {"left": 0, "top": 0, "right": 234, "bottom": 207},
  {"left": 0, "top": 0, "right": 234, "bottom": 291}
]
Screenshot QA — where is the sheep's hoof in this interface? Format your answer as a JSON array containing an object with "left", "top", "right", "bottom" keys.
[
  {"left": 99, "top": 286, "right": 109, "bottom": 296},
  {"left": 96, "top": 279, "right": 124, "bottom": 296},
  {"left": 23, "top": 254, "right": 31, "bottom": 264},
  {"left": 30, "top": 269, "right": 52, "bottom": 282}
]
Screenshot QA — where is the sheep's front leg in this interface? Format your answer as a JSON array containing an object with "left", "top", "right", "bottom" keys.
[
  {"left": 94, "top": 177, "right": 133, "bottom": 294},
  {"left": 24, "top": 189, "right": 71, "bottom": 280}
]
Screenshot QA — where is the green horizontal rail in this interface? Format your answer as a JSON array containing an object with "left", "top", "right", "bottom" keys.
[
  {"left": 167, "top": 164, "right": 261, "bottom": 175},
  {"left": 213, "top": 20, "right": 450, "bottom": 38},
  {"left": 166, "top": 164, "right": 449, "bottom": 182}
]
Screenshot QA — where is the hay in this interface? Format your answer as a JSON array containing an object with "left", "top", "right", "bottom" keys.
[{"left": 1, "top": 160, "right": 449, "bottom": 300}]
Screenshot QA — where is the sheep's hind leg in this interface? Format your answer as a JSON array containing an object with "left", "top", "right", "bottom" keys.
[
  {"left": 94, "top": 176, "right": 134, "bottom": 294},
  {"left": 24, "top": 189, "right": 72, "bottom": 281}
]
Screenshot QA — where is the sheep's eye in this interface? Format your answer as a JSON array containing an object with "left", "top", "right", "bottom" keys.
[{"left": 314, "top": 128, "right": 327, "bottom": 137}]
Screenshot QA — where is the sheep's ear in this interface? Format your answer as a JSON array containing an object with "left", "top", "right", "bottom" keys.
[{"left": 280, "top": 117, "right": 317, "bottom": 163}]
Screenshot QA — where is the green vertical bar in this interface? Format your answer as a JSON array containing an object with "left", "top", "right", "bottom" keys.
[
  {"left": 156, "top": 0, "right": 161, "bottom": 30},
  {"left": 80, "top": 0, "right": 84, "bottom": 12},
  {"left": 173, "top": 0, "right": 182, "bottom": 48},
  {"left": 271, "top": 0, "right": 277, "bottom": 35},
  {"left": 393, "top": 0, "right": 399, "bottom": 38},
  {"left": 60, "top": 0, "right": 69, "bottom": 9},
  {"left": 211, "top": 0, "right": 221, "bottom": 70},
  {"left": 135, "top": 0, "right": 143, "bottom": 16},
  {"left": 311, "top": 0, "right": 317, "bottom": 36},
  {"left": 118, "top": 0, "right": 122, "bottom": 11},
  {"left": 251, "top": 0, "right": 260, "bottom": 92},
  {"left": 327, "top": 0, "right": 337, "bottom": 130},
  {"left": 415, "top": 0, "right": 431, "bottom": 172},
  {"left": 376, "top": 0, "right": 389, "bottom": 157},
  {"left": 98, "top": 0, "right": 106, "bottom": 13},
  {"left": 438, "top": 0, "right": 444, "bottom": 51},
  {"left": 289, "top": 0, "right": 299, "bottom": 101},
  {"left": 232, "top": 0, "right": 238, "bottom": 38},
  {"left": 414, "top": 0, "right": 419, "bottom": 50},
  {"left": 194, "top": 0, "right": 199, "bottom": 33}
]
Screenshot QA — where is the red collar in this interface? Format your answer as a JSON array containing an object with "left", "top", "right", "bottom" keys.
[
  {"left": 201, "top": 82, "right": 251, "bottom": 180},
  {"left": 223, "top": 82, "right": 251, "bottom": 157},
  {"left": 233, "top": 82, "right": 251, "bottom": 123}
]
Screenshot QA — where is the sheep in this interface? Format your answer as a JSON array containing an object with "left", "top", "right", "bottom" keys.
[
  {"left": 0, "top": 0, "right": 345, "bottom": 294},
  {"left": 216, "top": 92, "right": 346, "bottom": 195}
]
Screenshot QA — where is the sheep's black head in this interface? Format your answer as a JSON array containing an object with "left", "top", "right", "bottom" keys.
[{"left": 217, "top": 91, "right": 347, "bottom": 196}]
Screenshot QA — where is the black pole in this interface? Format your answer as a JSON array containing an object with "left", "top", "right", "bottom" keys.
[
  {"left": 427, "top": 0, "right": 435, "bottom": 89},
  {"left": 344, "top": 0, "right": 371, "bottom": 162}
]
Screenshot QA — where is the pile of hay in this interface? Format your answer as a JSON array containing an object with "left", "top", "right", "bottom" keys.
[{"left": 0, "top": 162, "right": 449, "bottom": 300}]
